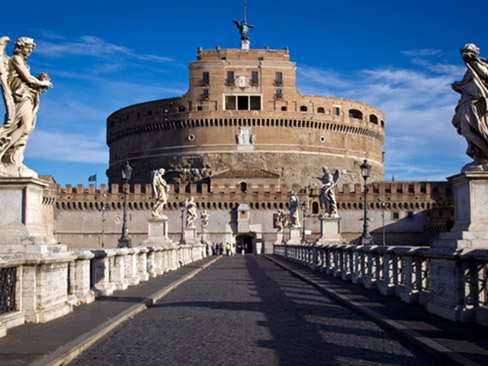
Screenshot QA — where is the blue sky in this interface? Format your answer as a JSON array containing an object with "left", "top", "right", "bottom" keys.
[{"left": 1, "top": 0, "right": 487, "bottom": 185}]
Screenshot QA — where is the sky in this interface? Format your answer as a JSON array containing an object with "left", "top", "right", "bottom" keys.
[{"left": 1, "top": 0, "right": 487, "bottom": 185}]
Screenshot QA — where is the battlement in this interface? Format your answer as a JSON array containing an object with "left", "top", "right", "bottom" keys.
[
  {"left": 53, "top": 181, "right": 452, "bottom": 211},
  {"left": 197, "top": 48, "right": 290, "bottom": 62}
]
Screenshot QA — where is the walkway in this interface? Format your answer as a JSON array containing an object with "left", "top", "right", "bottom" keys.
[{"left": 73, "top": 256, "right": 438, "bottom": 366}]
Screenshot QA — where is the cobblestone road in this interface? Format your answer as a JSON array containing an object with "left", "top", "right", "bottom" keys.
[{"left": 73, "top": 256, "right": 439, "bottom": 366}]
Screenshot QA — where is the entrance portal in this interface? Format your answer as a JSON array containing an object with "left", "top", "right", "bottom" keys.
[{"left": 236, "top": 234, "right": 254, "bottom": 254}]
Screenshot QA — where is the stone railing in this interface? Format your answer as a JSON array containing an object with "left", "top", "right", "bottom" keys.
[
  {"left": 273, "top": 244, "right": 488, "bottom": 326},
  {"left": 0, "top": 244, "right": 208, "bottom": 337}
]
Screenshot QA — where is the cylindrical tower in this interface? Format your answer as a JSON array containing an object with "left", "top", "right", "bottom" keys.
[{"left": 107, "top": 47, "right": 385, "bottom": 185}]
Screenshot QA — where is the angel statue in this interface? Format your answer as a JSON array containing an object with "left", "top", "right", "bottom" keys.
[
  {"left": 288, "top": 191, "right": 300, "bottom": 227},
  {"left": 318, "top": 167, "right": 341, "bottom": 217},
  {"left": 451, "top": 43, "right": 488, "bottom": 171},
  {"left": 201, "top": 210, "right": 209, "bottom": 229},
  {"left": 151, "top": 168, "right": 169, "bottom": 218},
  {"left": 185, "top": 196, "right": 198, "bottom": 229},
  {"left": 0, "top": 36, "right": 53, "bottom": 177},
  {"left": 232, "top": 20, "right": 255, "bottom": 41}
]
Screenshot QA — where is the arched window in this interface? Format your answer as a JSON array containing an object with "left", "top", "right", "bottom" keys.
[
  {"left": 348, "top": 109, "right": 363, "bottom": 120},
  {"left": 312, "top": 201, "right": 319, "bottom": 214},
  {"left": 240, "top": 182, "right": 247, "bottom": 192},
  {"left": 317, "top": 107, "right": 325, "bottom": 113},
  {"left": 369, "top": 114, "right": 378, "bottom": 124},
  {"left": 300, "top": 105, "right": 308, "bottom": 112}
]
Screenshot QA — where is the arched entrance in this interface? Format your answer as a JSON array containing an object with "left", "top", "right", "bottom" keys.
[{"left": 235, "top": 233, "right": 255, "bottom": 254}]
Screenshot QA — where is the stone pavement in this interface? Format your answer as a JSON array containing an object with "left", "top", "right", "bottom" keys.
[
  {"left": 0, "top": 256, "right": 218, "bottom": 366},
  {"left": 73, "top": 256, "right": 439, "bottom": 366},
  {"left": 268, "top": 255, "right": 488, "bottom": 366}
]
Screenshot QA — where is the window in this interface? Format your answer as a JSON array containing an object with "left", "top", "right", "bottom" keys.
[
  {"left": 334, "top": 106, "right": 341, "bottom": 116},
  {"left": 202, "top": 89, "right": 209, "bottom": 99},
  {"left": 281, "top": 106, "right": 287, "bottom": 111},
  {"left": 251, "top": 71, "right": 259, "bottom": 85},
  {"left": 178, "top": 105, "right": 185, "bottom": 112},
  {"left": 369, "top": 114, "right": 378, "bottom": 124},
  {"left": 317, "top": 107, "right": 325, "bottom": 113},
  {"left": 226, "top": 71, "right": 235, "bottom": 85},
  {"left": 225, "top": 95, "right": 261, "bottom": 111},
  {"left": 202, "top": 72, "right": 209, "bottom": 85},
  {"left": 250, "top": 96, "right": 261, "bottom": 110},
  {"left": 225, "top": 95, "right": 236, "bottom": 110},
  {"left": 240, "top": 182, "right": 247, "bottom": 192},
  {"left": 275, "top": 89, "right": 283, "bottom": 99},
  {"left": 392, "top": 212, "right": 400, "bottom": 220},
  {"left": 197, "top": 106, "right": 203, "bottom": 111},
  {"left": 300, "top": 105, "right": 308, "bottom": 112},
  {"left": 349, "top": 109, "right": 363, "bottom": 119},
  {"left": 312, "top": 201, "right": 319, "bottom": 214},
  {"left": 407, "top": 211, "right": 414, "bottom": 219},
  {"left": 275, "top": 72, "right": 283, "bottom": 86}
]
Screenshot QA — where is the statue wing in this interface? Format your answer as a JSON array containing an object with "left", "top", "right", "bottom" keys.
[
  {"left": 232, "top": 20, "right": 242, "bottom": 30},
  {"left": 333, "top": 169, "right": 341, "bottom": 185}
]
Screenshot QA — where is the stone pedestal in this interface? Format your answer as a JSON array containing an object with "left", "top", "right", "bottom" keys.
[
  {"left": 315, "top": 216, "right": 345, "bottom": 245},
  {"left": 434, "top": 171, "right": 488, "bottom": 249},
  {"left": 143, "top": 217, "right": 173, "bottom": 248},
  {"left": 0, "top": 177, "right": 59, "bottom": 253},
  {"left": 286, "top": 228, "right": 302, "bottom": 245},
  {"left": 274, "top": 232, "right": 284, "bottom": 245},
  {"left": 183, "top": 228, "right": 198, "bottom": 245}
]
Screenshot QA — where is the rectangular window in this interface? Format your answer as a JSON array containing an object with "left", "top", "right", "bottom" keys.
[
  {"left": 202, "top": 72, "right": 209, "bottom": 84},
  {"left": 202, "top": 89, "right": 209, "bottom": 99},
  {"left": 225, "top": 95, "right": 236, "bottom": 110},
  {"left": 275, "top": 89, "right": 283, "bottom": 99},
  {"left": 227, "top": 71, "right": 235, "bottom": 85},
  {"left": 334, "top": 106, "right": 341, "bottom": 116},
  {"left": 392, "top": 212, "right": 400, "bottom": 220},
  {"left": 238, "top": 95, "right": 249, "bottom": 110},
  {"left": 250, "top": 96, "right": 261, "bottom": 110},
  {"left": 251, "top": 71, "right": 259, "bottom": 85},
  {"left": 275, "top": 72, "right": 283, "bottom": 85}
]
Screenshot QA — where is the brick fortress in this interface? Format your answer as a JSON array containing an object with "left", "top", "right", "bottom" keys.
[{"left": 49, "top": 44, "right": 453, "bottom": 252}]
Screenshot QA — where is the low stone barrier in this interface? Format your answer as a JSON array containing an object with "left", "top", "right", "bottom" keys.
[
  {"left": 0, "top": 244, "right": 207, "bottom": 337},
  {"left": 274, "top": 244, "right": 488, "bottom": 326}
]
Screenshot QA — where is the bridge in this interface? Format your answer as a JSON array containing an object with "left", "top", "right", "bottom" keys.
[{"left": 1, "top": 249, "right": 487, "bottom": 366}]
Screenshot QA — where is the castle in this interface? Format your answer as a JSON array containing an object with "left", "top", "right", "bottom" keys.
[{"left": 43, "top": 36, "right": 453, "bottom": 253}]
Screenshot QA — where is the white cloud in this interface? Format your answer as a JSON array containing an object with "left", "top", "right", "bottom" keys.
[
  {"left": 27, "top": 130, "right": 108, "bottom": 164},
  {"left": 401, "top": 49, "right": 442, "bottom": 57},
  {"left": 36, "top": 35, "right": 174, "bottom": 63}
]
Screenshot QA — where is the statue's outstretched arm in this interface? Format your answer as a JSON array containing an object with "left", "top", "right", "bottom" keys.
[{"left": 11, "top": 55, "right": 51, "bottom": 89}]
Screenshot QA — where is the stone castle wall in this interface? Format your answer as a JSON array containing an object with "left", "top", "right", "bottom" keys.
[{"left": 51, "top": 180, "right": 453, "bottom": 251}]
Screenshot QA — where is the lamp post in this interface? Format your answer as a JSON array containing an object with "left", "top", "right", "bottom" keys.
[
  {"left": 180, "top": 207, "right": 185, "bottom": 244},
  {"left": 301, "top": 201, "right": 308, "bottom": 244},
  {"left": 360, "top": 160, "right": 373, "bottom": 245},
  {"left": 118, "top": 161, "right": 133, "bottom": 248}
]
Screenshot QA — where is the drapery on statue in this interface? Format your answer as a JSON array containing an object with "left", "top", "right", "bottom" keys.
[
  {"left": 452, "top": 43, "right": 488, "bottom": 171},
  {"left": 151, "top": 168, "right": 169, "bottom": 218},
  {"left": 318, "top": 167, "right": 341, "bottom": 217},
  {"left": 232, "top": 20, "right": 255, "bottom": 41},
  {"left": 288, "top": 191, "right": 300, "bottom": 227},
  {"left": 201, "top": 210, "right": 209, "bottom": 228},
  {"left": 0, "top": 37, "right": 53, "bottom": 178},
  {"left": 185, "top": 196, "right": 197, "bottom": 229}
]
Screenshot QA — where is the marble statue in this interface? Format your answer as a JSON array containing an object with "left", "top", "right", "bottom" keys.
[
  {"left": 201, "top": 210, "right": 209, "bottom": 228},
  {"left": 232, "top": 20, "right": 255, "bottom": 41},
  {"left": 318, "top": 167, "right": 341, "bottom": 217},
  {"left": 452, "top": 43, "right": 488, "bottom": 171},
  {"left": 0, "top": 37, "right": 53, "bottom": 178},
  {"left": 185, "top": 196, "right": 197, "bottom": 229},
  {"left": 151, "top": 168, "right": 169, "bottom": 218},
  {"left": 288, "top": 191, "right": 300, "bottom": 227},
  {"left": 275, "top": 210, "right": 285, "bottom": 232},
  {"left": 0, "top": 37, "right": 53, "bottom": 177}
]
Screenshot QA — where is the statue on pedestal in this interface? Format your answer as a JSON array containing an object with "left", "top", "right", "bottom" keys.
[
  {"left": 185, "top": 196, "right": 197, "bottom": 229},
  {"left": 318, "top": 167, "right": 341, "bottom": 217},
  {"left": 151, "top": 168, "right": 169, "bottom": 218},
  {"left": 288, "top": 191, "right": 300, "bottom": 227},
  {"left": 201, "top": 210, "right": 209, "bottom": 229},
  {"left": 232, "top": 20, "right": 254, "bottom": 41},
  {"left": 452, "top": 43, "right": 488, "bottom": 171},
  {"left": 0, "top": 37, "right": 53, "bottom": 178}
]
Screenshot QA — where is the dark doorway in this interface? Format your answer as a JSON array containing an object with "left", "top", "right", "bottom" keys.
[{"left": 236, "top": 234, "right": 254, "bottom": 254}]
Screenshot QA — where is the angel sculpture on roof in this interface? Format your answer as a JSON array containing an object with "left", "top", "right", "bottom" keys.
[
  {"left": 318, "top": 167, "right": 341, "bottom": 217},
  {"left": 0, "top": 36, "right": 53, "bottom": 177}
]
